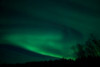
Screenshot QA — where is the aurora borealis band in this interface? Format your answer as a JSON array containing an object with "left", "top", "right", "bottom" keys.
[{"left": 0, "top": 0, "right": 100, "bottom": 64}]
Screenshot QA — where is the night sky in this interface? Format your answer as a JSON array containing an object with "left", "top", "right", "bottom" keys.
[{"left": 0, "top": 0, "right": 100, "bottom": 64}]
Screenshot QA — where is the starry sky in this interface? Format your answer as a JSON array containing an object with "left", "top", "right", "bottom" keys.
[{"left": 0, "top": 0, "right": 100, "bottom": 64}]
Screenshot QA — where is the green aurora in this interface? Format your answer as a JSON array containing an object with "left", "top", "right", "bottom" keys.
[{"left": 0, "top": 0, "right": 100, "bottom": 64}]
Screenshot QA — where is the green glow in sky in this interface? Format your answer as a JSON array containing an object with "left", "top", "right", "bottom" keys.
[
  {"left": 3, "top": 23, "right": 81, "bottom": 60},
  {"left": 0, "top": 0, "right": 100, "bottom": 64}
]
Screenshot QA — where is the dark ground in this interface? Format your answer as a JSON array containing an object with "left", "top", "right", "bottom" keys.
[{"left": 0, "top": 56, "right": 100, "bottom": 67}]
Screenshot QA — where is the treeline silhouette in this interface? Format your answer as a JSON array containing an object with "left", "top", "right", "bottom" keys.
[
  {"left": 1, "top": 34, "right": 100, "bottom": 67},
  {"left": 75, "top": 34, "right": 100, "bottom": 58},
  {"left": 1, "top": 57, "right": 100, "bottom": 67}
]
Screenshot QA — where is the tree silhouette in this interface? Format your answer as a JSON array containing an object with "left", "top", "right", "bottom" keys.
[
  {"left": 76, "top": 34, "right": 100, "bottom": 58},
  {"left": 76, "top": 44, "right": 85, "bottom": 58}
]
